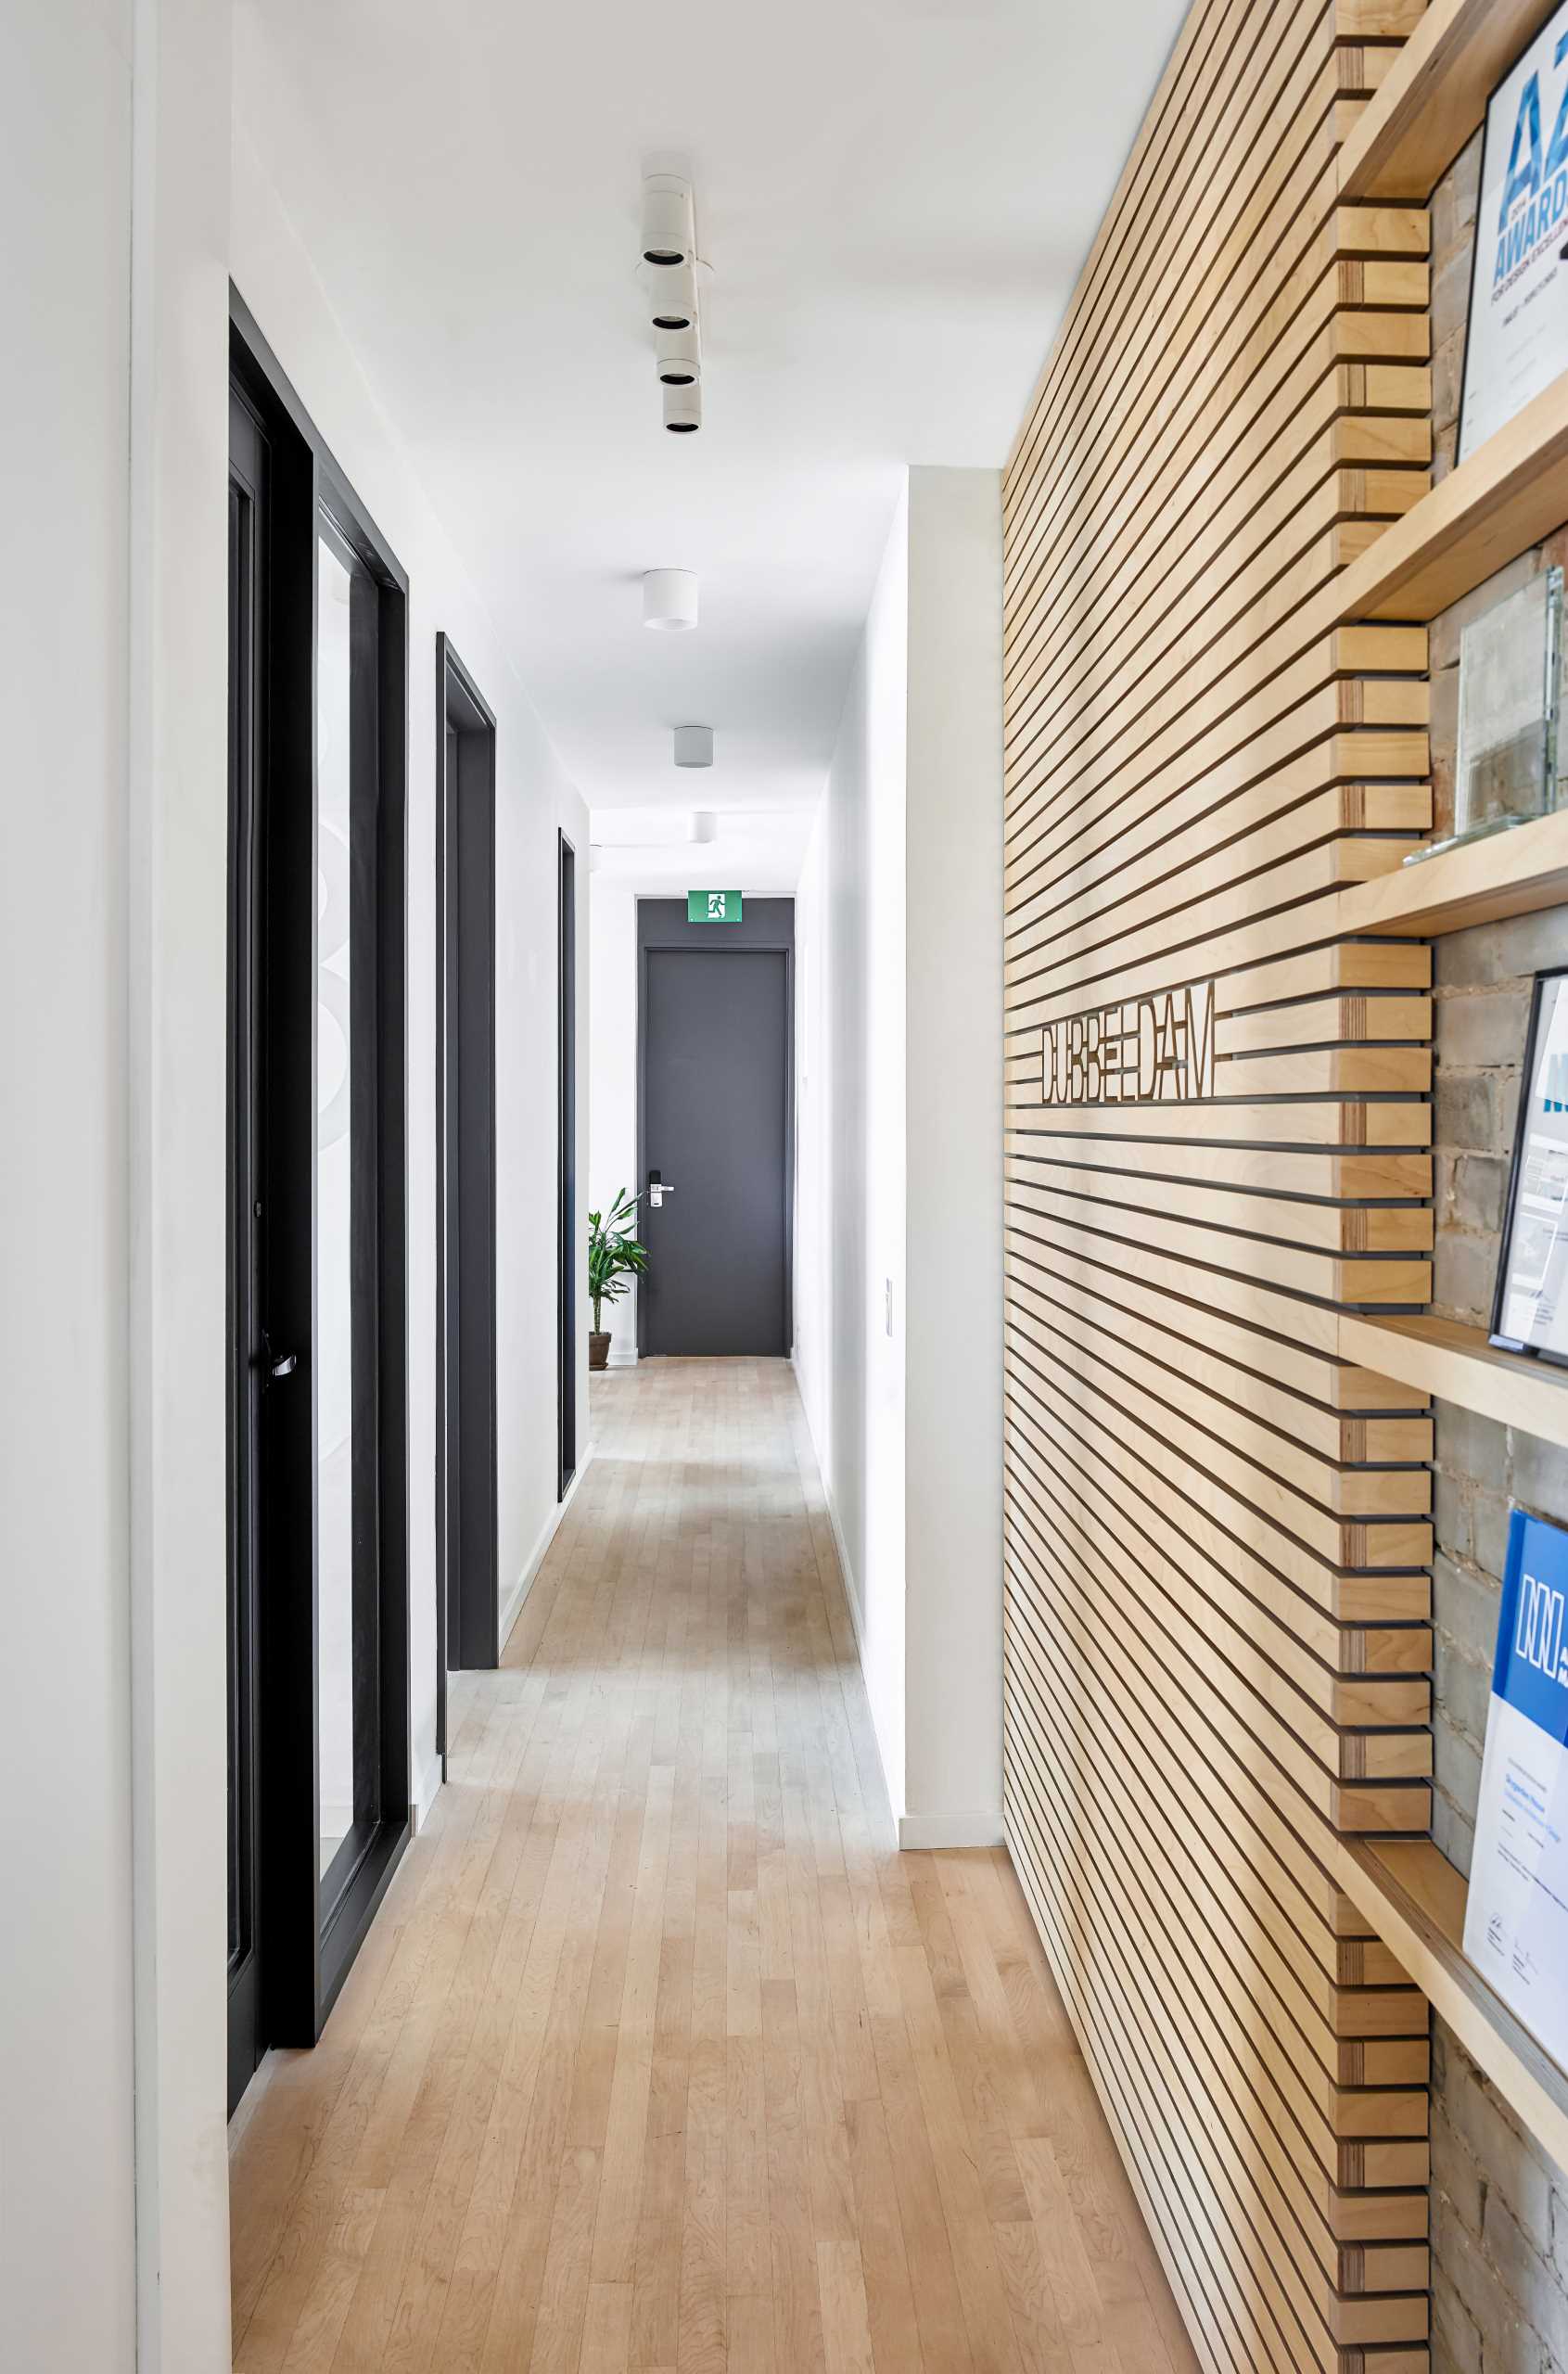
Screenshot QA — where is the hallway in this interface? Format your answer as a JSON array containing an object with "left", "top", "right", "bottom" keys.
[{"left": 227, "top": 1360, "right": 1193, "bottom": 2374}]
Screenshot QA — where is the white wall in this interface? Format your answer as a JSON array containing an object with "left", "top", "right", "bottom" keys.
[
  {"left": 0, "top": 6, "right": 139, "bottom": 2366},
  {"left": 230, "top": 134, "right": 591, "bottom": 1806},
  {"left": 795, "top": 467, "right": 1002, "bottom": 1846},
  {"left": 796, "top": 489, "right": 910, "bottom": 1816},
  {"left": 128, "top": 0, "right": 236, "bottom": 2362},
  {"left": 588, "top": 879, "right": 641, "bottom": 1358},
  {"left": 903, "top": 467, "right": 1004, "bottom": 1844}
]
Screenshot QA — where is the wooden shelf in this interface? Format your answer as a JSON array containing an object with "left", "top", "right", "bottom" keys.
[
  {"left": 1339, "top": 1311, "right": 1568, "bottom": 1447},
  {"left": 1338, "top": 0, "right": 1559, "bottom": 201},
  {"left": 1334, "top": 806, "right": 1568, "bottom": 937},
  {"left": 1334, "top": 1838, "right": 1568, "bottom": 2176},
  {"left": 1331, "top": 373, "right": 1568, "bottom": 627}
]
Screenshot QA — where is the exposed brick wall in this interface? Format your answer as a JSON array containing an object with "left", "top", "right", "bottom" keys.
[
  {"left": 1425, "top": 128, "right": 1568, "bottom": 2374},
  {"left": 1432, "top": 2024, "right": 1568, "bottom": 2374}
]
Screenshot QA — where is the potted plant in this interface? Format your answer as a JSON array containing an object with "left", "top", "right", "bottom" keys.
[{"left": 587, "top": 1187, "right": 648, "bottom": 1372}]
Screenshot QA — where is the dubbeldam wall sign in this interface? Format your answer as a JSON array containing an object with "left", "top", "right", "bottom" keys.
[{"left": 1036, "top": 979, "right": 1216, "bottom": 1106}]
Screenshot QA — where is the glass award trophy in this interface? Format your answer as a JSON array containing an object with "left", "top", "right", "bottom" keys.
[{"left": 1409, "top": 565, "right": 1565, "bottom": 862}]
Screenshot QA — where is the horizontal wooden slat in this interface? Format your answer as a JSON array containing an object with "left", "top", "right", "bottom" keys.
[
  {"left": 1002, "top": 1353, "right": 1432, "bottom": 1644},
  {"left": 1009, "top": 1173, "right": 1434, "bottom": 1308},
  {"left": 1217, "top": 993, "right": 1433, "bottom": 1051},
  {"left": 1003, "top": 1094, "right": 1434, "bottom": 1147},
  {"left": 1007, "top": 1321, "right": 1434, "bottom": 1587},
  {"left": 1006, "top": 839, "right": 1425, "bottom": 1003},
  {"left": 1008, "top": 1281, "right": 1433, "bottom": 1521},
  {"left": 1006, "top": 1220, "right": 1435, "bottom": 1465},
  {"left": 1004, "top": 1219, "right": 1428, "bottom": 1414},
  {"left": 1006, "top": 1127, "right": 1433, "bottom": 1203}
]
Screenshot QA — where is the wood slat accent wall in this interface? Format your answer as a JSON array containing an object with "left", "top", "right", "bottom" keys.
[{"left": 1000, "top": 4, "right": 1437, "bottom": 2371}]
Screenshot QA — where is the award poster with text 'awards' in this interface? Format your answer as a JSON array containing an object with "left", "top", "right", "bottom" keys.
[
  {"left": 1464, "top": 1509, "right": 1568, "bottom": 2061},
  {"left": 1462, "top": 0, "right": 1568, "bottom": 458}
]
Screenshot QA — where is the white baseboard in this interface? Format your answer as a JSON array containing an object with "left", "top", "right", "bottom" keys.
[
  {"left": 498, "top": 1447, "right": 594, "bottom": 1653},
  {"left": 819, "top": 1468, "right": 864, "bottom": 1658},
  {"left": 898, "top": 1809, "right": 1006, "bottom": 1851},
  {"left": 794, "top": 1377, "right": 902, "bottom": 1832},
  {"left": 606, "top": 1347, "right": 639, "bottom": 1367},
  {"left": 791, "top": 1358, "right": 1001, "bottom": 1858},
  {"left": 410, "top": 1751, "right": 443, "bottom": 1833},
  {"left": 821, "top": 1478, "right": 902, "bottom": 1833}
]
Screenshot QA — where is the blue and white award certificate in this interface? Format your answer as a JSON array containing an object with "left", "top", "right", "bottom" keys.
[
  {"left": 1460, "top": 0, "right": 1568, "bottom": 459},
  {"left": 1463, "top": 1509, "right": 1568, "bottom": 2060}
]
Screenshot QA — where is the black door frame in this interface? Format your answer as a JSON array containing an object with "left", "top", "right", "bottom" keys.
[
  {"left": 229, "top": 288, "right": 411, "bottom": 2056},
  {"left": 558, "top": 832, "right": 579, "bottom": 1495},
  {"left": 435, "top": 635, "right": 499, "bottom": 1765},
  {"left": 635, "top": 897, "right": 796, "bottom": 1359}
]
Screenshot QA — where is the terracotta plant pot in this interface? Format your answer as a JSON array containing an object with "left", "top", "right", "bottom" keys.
[{"left": 589, "top": 1331, "right": 611, "bottom": 1372}]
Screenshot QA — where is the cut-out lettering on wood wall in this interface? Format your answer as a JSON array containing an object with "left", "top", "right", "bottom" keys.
[{"left": 1039, "top": 980, "right": 1216, "bottom": 1104}]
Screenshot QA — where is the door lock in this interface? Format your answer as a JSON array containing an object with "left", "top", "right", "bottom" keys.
[{"left": 648, "top": 1181, "right": 675, "bottom": 1208}]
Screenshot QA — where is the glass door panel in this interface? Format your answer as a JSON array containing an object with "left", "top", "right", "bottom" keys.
[{"left": 315, "top": 526, "right": 361, "bottom": 1900}]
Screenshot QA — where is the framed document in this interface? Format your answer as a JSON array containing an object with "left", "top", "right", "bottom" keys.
[
  {"left": 1492, "top": 968, "right": 1568, "bottom": 1362},
  {"left": 1463, "top": 1510, "right": 1568, "bottom": 2068},
  {"left": 1460, "top": 0, "right": 1568, "bottom": 463}
]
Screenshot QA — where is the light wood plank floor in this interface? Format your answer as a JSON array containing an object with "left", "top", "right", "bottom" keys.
[{"left": 229, "top": 1357, "right": 1199, "bottom": 2374}]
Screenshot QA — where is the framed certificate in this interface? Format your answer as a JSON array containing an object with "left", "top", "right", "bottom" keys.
[
  {"left": 1462, "top": 1510, "right": 1568, "bottom": 2068},
  {"left": 1492, "top": 968, "right": 1568, "bottom": 1363},
  {"left": 1459, "top": 0, "right": 1568, "bottom": 463}
]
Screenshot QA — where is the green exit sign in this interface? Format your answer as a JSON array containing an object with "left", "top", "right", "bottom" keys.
[{"left": 687, "top": 889, "right": 743, "bottom": 923}]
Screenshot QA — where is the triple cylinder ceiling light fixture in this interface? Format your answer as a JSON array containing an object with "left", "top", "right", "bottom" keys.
[{"left": 640, "top": 173, "right": 705, "bottom": 433}]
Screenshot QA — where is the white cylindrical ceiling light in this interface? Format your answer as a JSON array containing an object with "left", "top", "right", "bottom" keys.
[
  {"left": 648, "top": 260, "right": 697, "bottom": 331},
  {"left": 642, "top": 568, "right": 698, "bottom": 631},
  {"left": 641, "top": 173, "right": 694, "bottom": 267},
  {"left": 663, "top": 381, "right": 701, "bottom": 434},
  {"left": 656, "top": 324, "right": 700, "bottom": 386},
  {"left": 674, "top": 725, "right": 714, "bottom": 769}
]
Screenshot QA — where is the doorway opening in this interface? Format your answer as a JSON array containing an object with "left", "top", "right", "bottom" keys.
[
  {"left": 226, "top": 296, "right": 411, "bottom": 2111},
  {"left": 558, "top": 832, "right": 579, "bottom": 1494},
  {"left": 435, "top": 638, "right": 499, "bottom": 1767},
  {"left": 636, "top": 897, "right": 794, "bottom": 1359}
]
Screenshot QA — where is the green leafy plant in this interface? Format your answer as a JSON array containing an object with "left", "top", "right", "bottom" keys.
[{"left": 588, "top": 1187, "right": 648, "bottom": 1334}]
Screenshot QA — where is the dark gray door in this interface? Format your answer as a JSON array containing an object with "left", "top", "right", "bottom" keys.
[
  {"left": 436, "top": 635, "right": 498, "bottom": 1720},
  {"left": 639, "top": 913, "right": 792, "bottom": 1358}
]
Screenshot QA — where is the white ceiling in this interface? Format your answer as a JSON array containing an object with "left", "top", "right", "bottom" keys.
[{"left": 236, "top": 0, "right": 1183, "bottom": 877}]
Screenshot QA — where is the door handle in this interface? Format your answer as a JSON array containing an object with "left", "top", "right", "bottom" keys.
[
  {"left": 648, "top": 1181, "right": 675, "bottom": 1207},
  {"left": 251, "top": 1334, "right": 300, "bottom": 1386}
]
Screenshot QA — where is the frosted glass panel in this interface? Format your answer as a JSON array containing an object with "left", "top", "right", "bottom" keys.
[
  {"left": 316, "top": 535, "right": 356, "bottom": 1882},
  {"left": 1455, "top": 567, "right": 1563, "bottom": 841}
]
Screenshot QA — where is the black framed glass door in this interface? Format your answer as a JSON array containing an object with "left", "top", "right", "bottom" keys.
[
  {"left": 558, "top": 832, "right": 578, "bottom": 1495},
  {"left": 227, "top": 388, "right": 267, "bottom": 2114},
  {"left": 226, "top": 296, "right": 411, "bottom": 2102}
]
